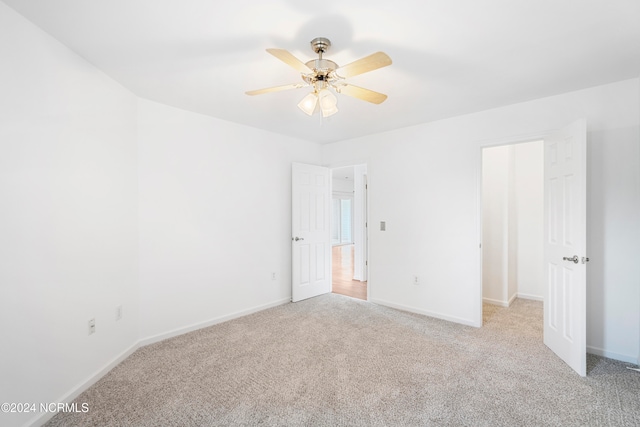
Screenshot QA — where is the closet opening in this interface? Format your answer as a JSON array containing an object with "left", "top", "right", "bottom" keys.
[{"left": 481, "top": 140, "right": 544, "bottom": 315}]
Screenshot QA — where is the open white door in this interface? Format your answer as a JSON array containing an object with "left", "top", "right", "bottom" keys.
[
  {"left": 543, "top": 119, "right": 588, "bottom": 376},
  {"left": 291, "top": 163, "right": 331, "bottom": 302}
]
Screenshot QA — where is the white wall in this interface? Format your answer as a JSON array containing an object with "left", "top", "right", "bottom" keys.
[
  {"left": 332, "top": 176, "right": 354, "bottom": 193},
  {"left": 514, "top": 142, "right": 544, "bottom": 299},
  {"left": 0, "top": 4, "right": 139, "bottom": 427},
  {"left": 322, "top": 78, "right": 640, "bottom": 362},
  {"left": 137, "top": 100, "right": 320, "bottom": 341},
  {"left": 482, "top": 146, "right": 510, "bottom": 304}
]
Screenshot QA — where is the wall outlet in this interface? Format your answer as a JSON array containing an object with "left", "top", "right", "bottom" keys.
[
  {"left": 413, "top": 276, "right": 420, "bottom": 286},
  {"left": 271, "top": 272, "right": 277, "bottom": 281},
  {"left": 88, "top": 318, "right": 96, "bottom": 335},
  {"left": 116, "top": 305, "right": 123, "bottom": 321}
]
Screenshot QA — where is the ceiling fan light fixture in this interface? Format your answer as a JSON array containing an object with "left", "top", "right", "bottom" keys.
[
  {"left": 318, "top": 89, "right": 338, "bottom": 117},
  {"left": 247, "top": 37, "right": 392, "bottom": 117},
  {"left": 297, "top": 92, "right": 318, "bottom": 116}
]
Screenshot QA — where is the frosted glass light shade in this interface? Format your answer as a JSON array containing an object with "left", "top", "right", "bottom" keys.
[
  {"left": 297, "top": 92, "right": 318, "bottom": 116},
  {"left": 318, "top": 89, "right": 338, "bottom": 117}
]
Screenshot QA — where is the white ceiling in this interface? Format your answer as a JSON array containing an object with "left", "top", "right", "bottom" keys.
[{"left": 4, "top": 0, "right": 640, "bottom": 144}]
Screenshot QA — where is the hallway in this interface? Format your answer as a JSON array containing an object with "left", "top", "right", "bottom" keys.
[{"left": 332, "top": 244, "right": 367, "bottom": 300}]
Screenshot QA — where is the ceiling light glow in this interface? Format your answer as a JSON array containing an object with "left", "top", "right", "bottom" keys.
[
  {"left": 297, "top": 92, "right": 318, "bottom": 116},
  {"left": 318, "top": 89, "right": 338, "bottom": 117}
]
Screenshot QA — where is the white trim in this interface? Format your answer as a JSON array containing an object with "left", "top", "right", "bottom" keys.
[
  {"left": 26, "top": 342, "right": 139, "bottom": 427},
  {"left": 484, "top": 293, "right": 535, "bottom": 307},
  {"left": 517, "top": 293, "right": 543, "bottom": 302},
  {"left": 138, "top": 298, "right": 290, "bottom": 347},
  {"left": 483, "top": 297, "right": 510, "bottom": 307},
  {"left": 371, "top": 298, "right": 479, "bottom": 327},
  {"left": 477, "top": 130, "right": 554, "bottom": 149},
  {"left": 484, "top": 293, "right": 517, "bottom": 307},
  {"left": 476, "top": 146, "right": 484, "bottom": 327},
  {"left": 587, "top": 345, "right": 638, "bottom": 364}
]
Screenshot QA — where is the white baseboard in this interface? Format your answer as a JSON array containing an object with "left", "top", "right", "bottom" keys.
[
  {"left": 27, "top": 342, "right": 139, "bottom": 427},
  {"left": 138, "top": 298, "right": 290, "bottom": 347},
  {"left": 517, "top": 293, "right": 543, "bottom": 302},
  {"left": 370, "top": 298, "right": 478, "bottom": 327},
  {"left": 483, "top": 293, "right": 542, "bottom": 307},
  {"left": 587, "top": 345, "right": 638, "bottom": 364},
  {"left": 27, "top": 298, "right": 291, "bottom": 427},
  {"left": 483, "top": 297, "right": 510, "bottom": 307}
]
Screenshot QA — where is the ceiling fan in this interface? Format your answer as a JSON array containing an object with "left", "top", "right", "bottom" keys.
[{"left": 246, "top": 37, "right": 392, "bottom": 117}]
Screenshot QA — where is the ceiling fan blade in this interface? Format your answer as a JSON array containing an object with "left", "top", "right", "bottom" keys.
[
  {"left": 336, "top": 84, "right": 388, "bottom": 104},
  {"left": 335, "top": 52, "right": 392, "bottom": 79},
  {"left": 245, "top": 83, "right": 308, "bottom": 96},
  {"left": 266, "top": 48, "right": 313, "bottom": 74}
]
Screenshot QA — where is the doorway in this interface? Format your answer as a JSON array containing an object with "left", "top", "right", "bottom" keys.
[
  {"left": 331, "top": 165, "right": 368, "bottom": 300},
  {"left": 479, "top": 121, "right": 588, "bottom": 376},
  {"left": 481, "top": 140, "right": 544, "bottom": 309}
]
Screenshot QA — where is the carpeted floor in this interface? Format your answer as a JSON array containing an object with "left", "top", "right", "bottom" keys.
[{"left": 47, "top": 294, "right": 640, "bottom": 426}]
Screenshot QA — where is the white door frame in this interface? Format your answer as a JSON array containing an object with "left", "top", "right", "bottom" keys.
[{"left": 361, "top": 173, "right": 368, "bottom": 283}]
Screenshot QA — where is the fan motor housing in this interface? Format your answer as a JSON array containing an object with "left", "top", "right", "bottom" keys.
[
  {"left": 302, "top": 59, "right": 338, "bottom": 86},
  {"left": 305, "top": 59, "right": 338, "bottom": 73},
  {"left": 310, "top": 37, "right": 331, "bottom": 54}
]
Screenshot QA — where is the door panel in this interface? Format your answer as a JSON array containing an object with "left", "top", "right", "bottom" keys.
[
  {"left": 292, "top": 163, "right": 331, "bottom": 302},
  {"left": 543, "top": 119, "right": 587, "bottom": 376}
]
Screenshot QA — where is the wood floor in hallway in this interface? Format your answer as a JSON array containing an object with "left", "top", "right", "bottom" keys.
[{"left": 332, "top": 244, "right": 367, "bottom": 301}]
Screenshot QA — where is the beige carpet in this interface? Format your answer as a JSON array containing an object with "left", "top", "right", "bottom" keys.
[{"left": 47, "top": 294, "right": 640, "bottom": 426}]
